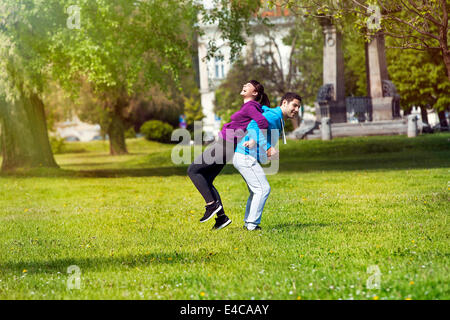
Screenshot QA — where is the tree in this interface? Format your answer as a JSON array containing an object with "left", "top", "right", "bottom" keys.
[
  {"left": 285, "top": 16, "right": 323, "bottom": 107},
  {"left": 183, "top": 94, "right": 204, "bottom": 129},
  {"left": 0, "top": 1, "right": 60, "bottom": 171},
  {"left": 213, "top": 14, "right": 323, "bottom": 125},
  {"left": 48, "top": 0, "right": 197, "bottom": 155},
  {"left": 386, "top": 42, "right": 450, "bottom": 126},
  {"left": 214, "top": 58, "right": 269, "bottom": 123},
  {"left": 199, "top": 0, "right": 266, "bottom": 61},
  {"left": 276, "top": 0, "right": 450, "bottom": 80},
  {"left": 130, "top": 85, "right": 184, "bottom": 131},
  {"left": 0, "top": 0, "right": 198, "bottom": 171}
]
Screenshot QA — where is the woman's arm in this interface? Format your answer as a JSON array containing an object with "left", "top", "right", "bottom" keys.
[{"left": 244, "top": 104, "right": 269, "bottom": 129}]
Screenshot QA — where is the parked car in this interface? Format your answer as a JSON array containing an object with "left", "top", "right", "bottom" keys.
[{"left": 64, "top": 136, "right": 80, "bottom": 142}]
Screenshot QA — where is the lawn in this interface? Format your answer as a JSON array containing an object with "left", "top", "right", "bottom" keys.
[{"left": 0, "top": 133, "right": 449, "bottom": 300}]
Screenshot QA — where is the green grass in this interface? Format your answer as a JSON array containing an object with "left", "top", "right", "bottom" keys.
[{"left": 0, "top": 133, "right": 449, "bottom": 300}]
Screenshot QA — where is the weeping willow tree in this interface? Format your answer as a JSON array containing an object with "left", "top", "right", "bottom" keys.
[{"left": 0, "top": 2, "right": 59, "bottom": 171}]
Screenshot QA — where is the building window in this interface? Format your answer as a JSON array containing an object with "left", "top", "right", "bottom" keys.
[{"left": 214, "top": 56, "right": 225, "bottom": 79}]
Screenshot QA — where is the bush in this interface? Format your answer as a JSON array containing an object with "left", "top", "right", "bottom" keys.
[
  {"left": 125, "top": 127, "right": 136, "bottom": 139},
  {"left": 50, "top": 136, "right": 66, "bottom": 154},
  {"left": 140, "top": 120, "right": 174, "bottom": 143}
]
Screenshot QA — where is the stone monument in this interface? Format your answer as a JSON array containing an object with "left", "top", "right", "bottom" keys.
[
  {"left": 315, "top": 17, "right": 346, "bottom": 123},
  {"left": 298, "top": 20, "right": 406, "bottom": 140},
  {"left": 365, "top": 31, "right": 401, "bottom": 120}
]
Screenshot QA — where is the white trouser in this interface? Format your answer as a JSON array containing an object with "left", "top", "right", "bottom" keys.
[{"left": 233, "top": 153, "right": 271, "bottom": 230}]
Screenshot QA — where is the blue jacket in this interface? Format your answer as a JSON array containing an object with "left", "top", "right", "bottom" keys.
[{"left": 235, "top": 106, "right": 285, "bottom": 164}]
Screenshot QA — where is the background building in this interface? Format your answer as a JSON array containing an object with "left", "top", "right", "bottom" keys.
[{"left": 197, "top": 1, "right": 294, "bottom": 138}]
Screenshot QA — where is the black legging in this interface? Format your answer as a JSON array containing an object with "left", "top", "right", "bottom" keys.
[{"left": 187, "top": 138, "right": 237, "bottom": 204}]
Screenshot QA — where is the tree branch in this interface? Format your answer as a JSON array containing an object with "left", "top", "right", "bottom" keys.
[{"left": 382, "top": 14, "right": 441, "bottom": 41}]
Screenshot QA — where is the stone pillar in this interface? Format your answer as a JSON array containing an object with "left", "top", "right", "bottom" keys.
[
  {"left": 197, "top": 40, "right": 216, "bottom": 135},
  {"left": 316, "top": 17, "right": 346, "bottom": 123},
  {"left": 322, "top": 20, "right": 345, "bottom": 103},
  {"left": 407, "top": 115, "right": 418, "bottom": 137},
  {"left": 321, "top": 117, "right": 332, "bottom": 140},
  {"left": 366, "top": 31, "right": 399, "bottom": 121}
]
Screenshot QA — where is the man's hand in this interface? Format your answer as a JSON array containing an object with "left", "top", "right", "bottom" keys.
[
  {"left": 243, "top": 139, "right": 256, "bottom": 149},
  {"left": 267, "top": 147, "right": 278, "bottom": 160}
]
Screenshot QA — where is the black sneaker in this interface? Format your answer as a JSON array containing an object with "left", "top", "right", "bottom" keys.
[
  {"left": 243, "top": 225, "right": 261, "bottom": 231},
  {"left": 199, "top": 201, "right": 223, "bottom": 223},
  {"left": 212, "top": 214, "right": 232, "bottom": 230}
]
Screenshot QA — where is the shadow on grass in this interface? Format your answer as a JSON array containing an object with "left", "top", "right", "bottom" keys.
[
  {"left": 1, "top": 153, "right": 449, "bottom": 179},
  {"left": 1, "top": 134, "right": 449, "bottom": 178},
  {"left": 269, "top": 222, "right": 330, "bottom": 231},
  {"left": 0, "top": 251, "right": 213, "bottom": 274}
]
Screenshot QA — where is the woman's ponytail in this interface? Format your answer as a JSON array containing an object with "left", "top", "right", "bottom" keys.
[
  {"left": 260, "top": 93, "right": 270, "bottom": 107},
  {"left": 249, "top": 79, "right": 270, "bottom": 107}
]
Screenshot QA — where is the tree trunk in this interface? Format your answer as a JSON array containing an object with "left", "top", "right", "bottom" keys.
[
  {"left": 439, "top": 0, "right": 450, "bottom": 82},
  {"left": 437, "top": 109, "right": 449, "bottom": 129},
  {"left": 107, "top": 109, "right": 128, "bottom": 155},
  {"left": 0, "top": 93, "right": 58, "bottom": 171},
  {"left": 442, "top": 50, "right": 450, "bottom": 82},
  {"left": 420, "top": 106, "right": 429, "bottom": 124}
]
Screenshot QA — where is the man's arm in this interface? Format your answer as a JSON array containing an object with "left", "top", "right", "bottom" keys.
[{"left": 244, "top": 120, "right": 271, "bottom": 151}]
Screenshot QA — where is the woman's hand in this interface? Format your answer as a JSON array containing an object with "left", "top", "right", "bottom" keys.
[{"left": 243, "top": 139, "right": 256, "bottom": 149}]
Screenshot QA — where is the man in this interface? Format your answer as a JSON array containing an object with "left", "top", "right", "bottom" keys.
[{"left": 233, "top": 92, "right": 302, "bottom": 231}]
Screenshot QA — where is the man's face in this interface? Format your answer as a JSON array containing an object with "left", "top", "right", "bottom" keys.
[{"left": 283, "top": 99, "right": 301, "bottom": 119}]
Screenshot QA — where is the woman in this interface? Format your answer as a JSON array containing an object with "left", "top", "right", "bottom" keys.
[{"left": 187, "top": 80, "right": 270, "bottom": 230}]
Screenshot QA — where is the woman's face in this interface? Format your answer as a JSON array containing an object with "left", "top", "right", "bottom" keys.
[{"left": 240, "top": 82, "right": 258, "bottom": 100}]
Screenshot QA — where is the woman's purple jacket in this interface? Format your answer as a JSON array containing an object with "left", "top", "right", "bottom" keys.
[{"left": 219, "top": 100, "right": 269, "bottom": 142}]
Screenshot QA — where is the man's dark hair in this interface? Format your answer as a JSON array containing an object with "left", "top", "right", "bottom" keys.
[{"left": 280, "top": 92, "right": 302, "bottom": 105}]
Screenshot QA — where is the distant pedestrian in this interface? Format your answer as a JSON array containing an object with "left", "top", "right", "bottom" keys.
[{"left": 179, "top": 114, "right": 187, "bottom": 129}]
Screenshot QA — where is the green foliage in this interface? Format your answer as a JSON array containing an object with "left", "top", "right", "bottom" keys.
[
  {"left": 287, "top": 16, "right": 323, "bottom": 105},
  {"left": 130, "top": 85, "right": 184, "bottom": 129},
  {"left": 46, "top": 0, "right": 197, "bottom": 97},
  {"left": 124, "top": 127, "right": 136, "bottom": 139},
  {"left": 284, "top": 118, "right": 294, "bottom": 132},
  {"left": 283, "top": 1, "right": 450, "bottom": 79},
  {"left": 140, "top": 120, "right": 174, "bottom": 143},
  {"left": 214, "top": 59, "right": 265, "bottom": 123},
  {"left": 49, "top": 135, "right": 66, "bottom": 154},
  {"left": 342, "top": 21, "right": 367, "bottom": 97},
  {"left": 183, "top": 95, "right": 204, "bottom": 128},
  {"left": 386, "top": 44, "right": 450, "bottom": 112},
  {"left": 214, "top": 16, "right": 324, "bottom": 120},
  {"left": 200, "top": 0, "right": 265, "bottom": 61}
]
